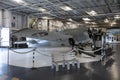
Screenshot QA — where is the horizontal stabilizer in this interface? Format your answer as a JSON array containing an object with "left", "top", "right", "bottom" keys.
[
  {"left": 14, "top": 40, "right": 37, "bottom": 44},
  {"left": 14, "top": 41, "right": 28, "bottom": 44}
]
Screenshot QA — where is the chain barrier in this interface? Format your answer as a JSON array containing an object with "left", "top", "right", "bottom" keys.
[
  {"left": 77, "top": 48, "right": 103, "bottom": 53},
  {"left": 35, "top": 48, "right": 73, "bottom": 57},
  {"left": 10, "top": 48, "right": 36, "bottom": 54},
  {"left": 9, "top": 47, "right": 74, "bottom": 57},
  {"left": 10, "top": 47, "right": 102, "bottom": 57},
  {"left": 35, "top": 49, "right": 52, "bottom": 57}
]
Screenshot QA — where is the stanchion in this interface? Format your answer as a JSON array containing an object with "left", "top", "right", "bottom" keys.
[
  {"left": 101, "top": 33, "right": 105, "bottom": 61},
  {"left": 7, "top": 46, "right": 10, "bottom": 77},
  {"left": 31, "top": 48, "right": 37, "bottom": 70},
  {"left": 7, "top": 47, "right": 9, "bottom": 66}
]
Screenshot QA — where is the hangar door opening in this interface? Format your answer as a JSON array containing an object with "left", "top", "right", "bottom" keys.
[{"left": 0, "top": 28, "right": 10, "bottom": 47}]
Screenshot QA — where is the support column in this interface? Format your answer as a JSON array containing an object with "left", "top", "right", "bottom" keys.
[
  {"left": 0, "top": 10, "right": 2, "bottom": 46},
  {"left": 2, "top": 9, "right": 11, "bottom": 47},
  {"left": 0, "top": 9, "right": 2, "bottom": 26},
  {"left": 27, "top": 16, "right": 30, "bottom": 28},
  {"left": 3, "top": 9, "right": 11, "bottom": 28},
  {"left": 21, "top": 15, "right": 28, "bottom": 29}
]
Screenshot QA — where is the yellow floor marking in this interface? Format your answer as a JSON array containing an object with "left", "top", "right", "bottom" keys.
[{"left": 12, "top": 77, "right": 20, "bottom": 80}]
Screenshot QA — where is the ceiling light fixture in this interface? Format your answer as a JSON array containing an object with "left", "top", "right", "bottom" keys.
[
  {"left": 82, "top": 18, "right": 91, "bottom": 21},
  {"left": 114, "top": 15, "right": 120, "bottom": 19},
  {"left": 42, "top": 16, "right": 53, "bottom": 19},
  {"left": 60, "top": 6, "right": 72, "bottom": 11},
  {"left": 110, "top": 21, "right": 116, "bottom": 26},
  {"left": 42, "top": 16, "right": 48, "bottom": 19},
  {"left": 86, "top": 10, "right": 97, "bottom": 16},
  {"left": 91, "top": 22, "right": 97, "bottom": 24},
  {"left": 84, "top": 21, "right": 90, "bottom": 24},
  {"left": 68, "top": 18, "right": 73, "bottom": 21},
  {"left": 38, "top": 7, "right": 46, "bottom": 12},
  {"left": 104, "top": 19, "right": 109, "bottom": 23},
  {"left": 67, "top": 22, "right": 71, "bottom": 24},
  {"left": 12, "top": 0, "right": 24, "bottom": 3}
]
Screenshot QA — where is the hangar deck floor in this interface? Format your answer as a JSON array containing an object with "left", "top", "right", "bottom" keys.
[{"left": 0, "top": 44, "right": 120, "bottom": 80}]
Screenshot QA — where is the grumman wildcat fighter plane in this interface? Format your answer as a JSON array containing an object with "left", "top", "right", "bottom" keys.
[
  {"left": 11, "top": 26, "right": 90, "bottom": 48},
  {"left": 9, "top": 26, "right": 114, "bottom": 69},
  {"left": 11, "top": 26, "right": 105, "bottom": 58}
]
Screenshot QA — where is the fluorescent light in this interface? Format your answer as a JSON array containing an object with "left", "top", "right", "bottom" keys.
[
  {"left": 60, "top": 6, "right": 72, "bottom": 11},
  {"left": 68, "top": 18, "right": 73, "bottom": 21},
  {"left": 82, "top": 18, "right": 91, "bottom": 21},
  {"left": 38, "top": 7, "right": 46, "bottom": 12},
  {"left": 42, "top": 16, "right": 52, "bottom": 19},
  {"left": 104, "top": 19, "right": 109, "bottom": 23},
  {"left": 84, "top": 21, "right": 90, "bottom": 24},
  {"left": 67, "top": 22, "right": 71, "bottom": 24},
  {"left": 42, "top": 16, "right": 48, "bottom": 19},
  {"left": 112, "top": 22, "right": 116, "bottom": 24},
  {"left": 86, "top": 10, "right": 97, "bottom": 16},
  {"left": 110, "top": 21, "right": 116, "bottom": 26},
  {"left": 84, "top": 21, "right": 96, "bottom": 24},
  {"left": 12, "top": 0, "right": 24, "bottom": 3},
  {"left": 91, "top": 22, "right": 97, "bottom": 24},
  {"left": 114, "top": 15, "right": 120, "bottom": 19}
]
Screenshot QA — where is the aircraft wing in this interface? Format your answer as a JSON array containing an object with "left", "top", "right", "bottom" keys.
[
  {"left": 12, "top": 28, "right": 72, "bottom": 41},
  {"left": 31, "top": 31, "right": 72, "bottom": 41},
  {"left": 12, "top": 28, "right": 46, "bottom": 37}
]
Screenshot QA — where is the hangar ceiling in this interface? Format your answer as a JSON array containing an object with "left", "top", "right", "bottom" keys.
[{"left": 0, "top": 0, "right": 120, "bottom": 27}]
